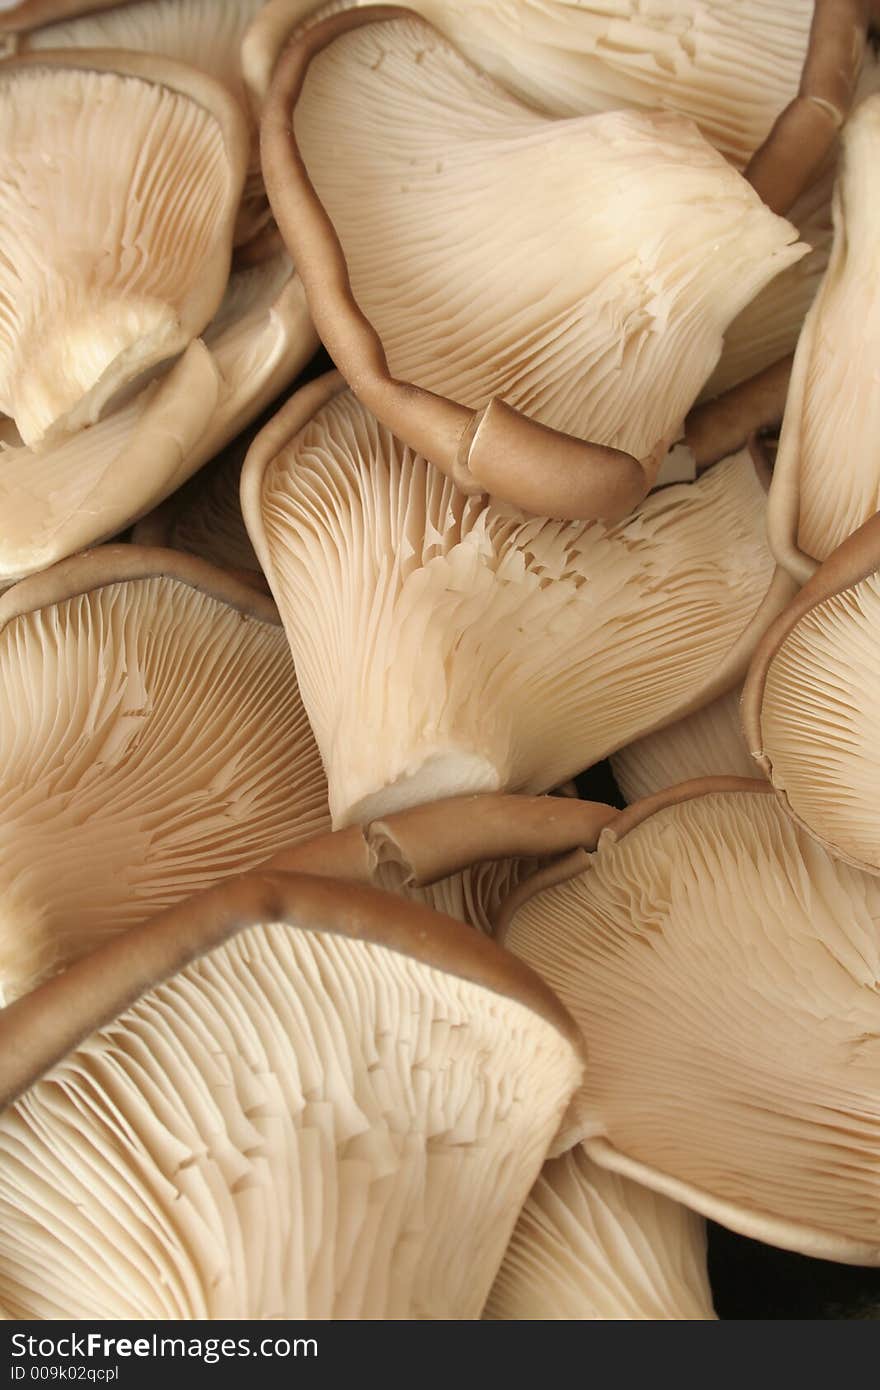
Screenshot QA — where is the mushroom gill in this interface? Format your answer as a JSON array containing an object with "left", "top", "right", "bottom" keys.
[
  {"left": 0, "top": 51, "right": 248, "bottom": 446},
  {"left": 768, "top": 93, "right": 880, "bottom": 581},
  {"left": 501, "top": 783, "right": 880, "bottom": 1263},
  {"left": 265, "top": 791, "right": 617, "bottom": 935},
  {"left": 484, "top": 1144, "right": 715, "bottom": 1320},
  {"left": 0, "top": 872, "right": 584, "bottom": 1319},
  {"left": 0, "top": 548, "right": 330, "bottom": 1001},
  {"left": 246, "top": 0, "right": 812, "bottom": 171},
  {"left": 611, "top": 687, "right": 757, "bottom": 804},
  {"left": 743, "top": 514, "right": 880, "bottom": 874},
  {"left": 261, "top": 9, "right": 805, "bottom": 520},
  {"left": 9, "top": 0, "right": 272, "bottom": 247},
  {"left": 243, "top": 377, "right": 790, "bottom": 829},
  {"left": 0, "top": 253, "right": 315, "bottom": 586}
]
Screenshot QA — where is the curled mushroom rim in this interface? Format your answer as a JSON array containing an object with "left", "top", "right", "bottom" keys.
[
  {"left": 0, "top": 544, "right": 283, "bottom": 632},
  {"left": 495, "top": 777, "right": 775, "bottom": 943},
  {"left": 0, "top": 869, "right": 587, "bottom": 1111},
  {"left": 741, "top": 509, "right": 880, "bottom": 873}
]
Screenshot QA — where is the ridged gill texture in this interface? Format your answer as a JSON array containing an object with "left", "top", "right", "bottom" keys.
[
  {"left": 611, "top": 687, "right": 755, "bottom": 803},
  {"left": 774, "top": 96, "right": 880, "bottom": 563},
  {"left": 0, "top": 64, "right": 237, "bottom": 445},
  {"left": 0, "top": 576, "right": 329, "bottom": 1000},
  {"left": 21, "top": 0, "right": 263, "bottom": 107},
  {"left": 293, "top": 15, "right": 804, "bottom": 459},
  {"left": 505, "top": 791, "right": 880, "bottom": 1260},
  {"left": 0, "top": 919, "right": 582, "bottom": 1318},
  {"left": 484, "top": 1144, "right": 715, "bottom": 1319},
  {"left": 257, "top": 392, "right": 774, "bottom": 826},
  {"left": 761, "top": 574, "right": 880, "bottom": 871},
  {"left": 261, "top": 0, "right": 810, "bottom": 169}
]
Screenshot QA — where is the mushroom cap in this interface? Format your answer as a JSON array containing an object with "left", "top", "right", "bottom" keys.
[
  {"left": 0, "top": 546, "right": 330, "bottom": 1000},
  {"left": 0, "top": 48, "right": 249, "bottom": 446},
  {"left": 242, "top": 374, "right": 793, "bottom": 828},
  {"left": 245, "top": 0, "right": 812, "bottom": 171},
  {"left": 484, "top": 1143, "right": 715, "bottom": 1320},
  {"left": 0, "top": 870, "right": 584, "bottom": 1319},
  {"left": 259, "top": 9, "right": 804, "bottom": 519},
  {"left": 768, "top": 92, "right": 880, "bottom": 582},
  {"left": 0, "top": 253, "right": 315, "bottom": 585},
  {"left": 13, "top": 0, "right": 264, "bottom": 106},
  {"left": 742, "top": 510, "right": 880, "bottom": 874},
  {"left": 8, "top": 0, "right": 274, "bottom": 247},
  {"left": 611, "top": 686, "right": 757, "bottom": 804},
  {"left": 265, "top": 791, "right": 617, "bottom": 935},
  {"left": 501, "top": 781, "right": 880, "bottom": 1263}
]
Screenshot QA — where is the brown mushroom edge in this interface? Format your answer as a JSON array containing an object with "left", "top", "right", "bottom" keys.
[
  {"left": 0, "top": 869, "right": 586, "bottom": 1112},
  {"left": 242, "top": 369, "right": 800, "bottom": 743},
  {"left": 496, "top": 775, "right": 880, "bottom": 1265},
  {"left": 259, "top": 5, "right": 656, "bottom": 524},
  {"left": 744, "top": 0, "right": 869, "bottom": 217},
  {"left": 132, "top": 476, "right": 270, "bottom": 596},
  {"left": 264, "top": 792, "right": 619, "bottom": 897},
  {"left": 684, "top": 355, "right": 793, "bottom": 472},
  {"left": 0, "top": 544, "right": 282, "bottom": 633},
  {"left": 741, "top": 510, "right": 880, "bottom": 873}
]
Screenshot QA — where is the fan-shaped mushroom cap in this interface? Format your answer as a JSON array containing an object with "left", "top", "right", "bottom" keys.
[
  {"left": 242, "top": 374, "right": 795, "bottom": 829},
  {"left": 500, "top": 781, "right": 880, "bottom": 1263},
  {"left": 611, "top": 687, "right": 757, "bottom": 804},
  {"left": 0, "top": 871, "right": 584, "bottom": 1319},
  {"left": 0, "top": 254, "right": 315, "bottom": 585},
  {"left": 0, "top": 547, "right": 329, "bottom": 1001},
  {"left": 0, "top": 50, "right": 249, "bottom": 447},
  {"left": 484, "top": 1144, "right": 715, "bottom": 1320},
  {"left": 743, "top": 511, "right": 880, "bottom": 874},
  {"left": 266, "top": 792, "right": 617, "bottom": 934},
  {"left": 260, "top": 9, "right": 804, "bottom": 521},
  {"left": 768, "top": 94, "right": 880, "bottom": 582},
  {"left": 7, "top": 0, "right": 273, "bottom": 247},
  {"left": 245, "top": 0, "right": 812, "bottom": 171}
]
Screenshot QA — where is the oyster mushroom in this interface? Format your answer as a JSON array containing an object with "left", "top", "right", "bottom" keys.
[
  {"left": 244, "top": 0, "right": 812, "bottom": 171},
  {"left": 266, "top": 791, "right": 617, "bottom": 934},
  {"left": 768, "top": 93, "right": 880, "bottom": 582},
  {"left": 500, "top": 780, "right": 880, "bottom": 1263},
  {"left": 0, "top": 871, "right": 584, "bottom": 1319},
  {"left": 742, "top": 510, "right": 880, "bottom": 874},
  {"left": 0, "top": 546, "right": 330, "bottom": 1001},
  {"left": 259, "top": 9, "right": 805, "bottom": 521},
  {"left": 484, "top": 1144, "right": 715, "bottom": 1320},
  {"left": 242, "top": 374, "right": 794, "bottom": 828},
  {"left": 0, "top": 49, "right": 248, "bottom": 446},
  {"left": 0, "top": 254, "right": 316, "bottom": 586},
  {"left": 6, "top": 0, "right": 274, "bottom": 248}
]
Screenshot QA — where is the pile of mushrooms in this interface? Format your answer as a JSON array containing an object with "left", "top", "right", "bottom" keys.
[{"left": 1, "top": 0, "right": 879, "bottom": 1322}]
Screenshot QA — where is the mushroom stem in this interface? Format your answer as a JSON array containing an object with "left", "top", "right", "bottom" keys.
[
  {"left": 685, "top": 355, "right": 793, "bottom": 469},
  {"left": 260, "top": 5, "right": 653, "bottom": 522},
  {"left": 745, "top": 0, "right": 868, "bottom": 214},
  {"left": 265, "top": 793, "right": 617, "bottom": 888}
]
